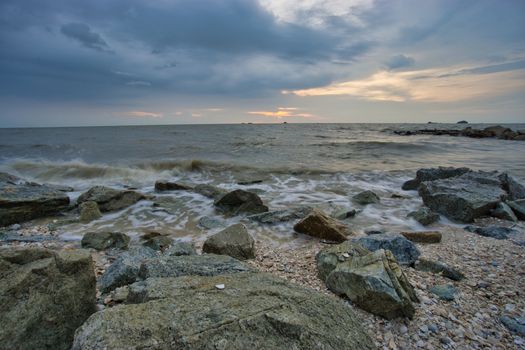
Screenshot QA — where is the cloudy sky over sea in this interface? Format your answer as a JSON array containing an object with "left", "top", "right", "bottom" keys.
[{"left": 1, "top": 0, "right": 524, "bottom": 126}]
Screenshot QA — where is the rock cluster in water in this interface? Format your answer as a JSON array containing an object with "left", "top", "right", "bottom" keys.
[{"left": 393, "top": 125, "right": 525, "bottom": 141}]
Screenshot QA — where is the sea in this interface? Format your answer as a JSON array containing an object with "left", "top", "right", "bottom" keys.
[{"left": 1, "top": 123, "right": 524, "bottom": 245}]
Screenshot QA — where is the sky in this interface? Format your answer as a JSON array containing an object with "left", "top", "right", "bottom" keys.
[{"left": 0, "top": 0, "right": 524, "bottom": 127}]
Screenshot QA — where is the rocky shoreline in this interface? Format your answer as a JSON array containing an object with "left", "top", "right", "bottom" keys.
[
  {"left": 392, "top": 125, "right": 525, "bottom": 141},
  {"left": 1, "top": 167, "right": 525, "bottom": 349}
]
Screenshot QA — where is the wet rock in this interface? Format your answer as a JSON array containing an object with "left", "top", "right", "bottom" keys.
[
  {"left": 79, "top": 201, "right": 102, "bottom": 223},
  {"left": 77, "top": 186, "right": 145, "bottom": 212},
  {"left": 402, "top": 167, "right": 470, "bottom": 191},
  {"left": 202, "top": 223, "right": 255, "bottom": 260},
  {"left": 81, "top": 231, "right": 130, "bottom": 250},
  {"left": 325, "top": 249, "right": 419, "bottom": 319},
  {"left": 332, "top": 208, "right": 358, "bottom": 220},
  {"left": 508, "top": 199, "right": 525, "bottom": 220},
  {"left": 464, "top": 225, "right": 520, "bottom": 240},
  {"left": 353, "top": 233, "right": 420, "bottom": 266},
  {"left": 414, "top": 258, "right": 465, "bottom": 281},
  {"left": 98, "top": 246, "right": 157, "bottom": 293},
  {"left": 247, "top": 206, "right": 312, "bottom": 224},
  {"left": 352, "top": 190, "right": 380, "bottom": 205},
  {"left": 72, "top": 273, "right": 374, "bottom": 350},
  {"left": 491, "top": 202, "right": 518, "bottom": 222},
  {"left": 483, "top": 125, "right": 512, "bottom": 138},
  {"left": 365, "top": 230, "right": 384, "bottom": 235},
  {"left": 500, "top": 315, "right": 525, "bottom": 336},
  {"left": 293, "top": 209, "right": 350, "bottom": 243},
  {"left": 418, "top": 171, "right": 506, "bottom": 223},
  {"left": 142, "top": 235, "right": 174, "bottom": 251},
  {"left": 138, "top": 254, "right": 254, "bottom": 279},
  {"left": 198, "top": 216, "right": 224, "bottom": 229},
  {"left": 163, "top": 242, "right": 197, "bottom": 256},
  {"left": 315, "top": 240, "right": 370, "bottom": 281},
  {"left": 154, "top": 180, "right": 193, "bottom": 191},
  {"left": 400, "top": 231, "right": 442, "bottom": 244},
  {"left": 45, "top": 183, "right": 75, "bottom": 192},
  {"left": 214, "top": 189, "right": 269, "bottom": 215},
  {"left": 430, "top": 284, "right": 456, "bottom": 301},
  {"left": 0, "top": 247, "right": 96, "bottom": 350},
  {"left": 0, "top": 172, "right": 70, "bottom": 226},
  {"left": 193, "top": 184, "right": 227, "bottom": 200},
  {"left": 498, "top": 173, "right": 525, "bottom": 200},
  {"left": 407, "top": 207, "right": 440, "bottom": 225}
]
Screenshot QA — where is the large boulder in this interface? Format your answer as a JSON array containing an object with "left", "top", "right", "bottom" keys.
[
  {"left": 400, "top": 231, "right": 442, "bottom": 244},
  {"left": 352, "top": 190, "right": 380, "bottom": 205},
  {"left": 79, "top": 201, "right": 102, "bottom": 223},
  {"left": 508, "top": 199, "right": 525, "bottom": 220},
  {"left": 164, "top": 242, "right": 197, "bottom": 256},
  {"left": 418, "top": 171, "right": 506, "bottom": 222},
  {"left": 407, "top": 207, "right": 440, "bottom": 225},
  {"left": 402, "top": 167, "right": 470, "bottom": 190},
  {"left": 0, "top": 247, "right": 96, "bottom": 350},
  {"left": 202, "top": 223, "right": 255, "bottom": 260},
  {"left": 498, "top": 173, "right": 525, "bottom": 200},
  {"left": 72, "top": 273, "right": 375, "bottom": 350},
  {"left": 293, "top": 209, "right": 350, "bottom": 243},
  {"left": 214, "top": 189, "right": 269, "bottom": 215},
  {"left": 247, "top": 206, "right": 312, "bottom": 224},
  {"left": 490, "top": 202, "right": 518, "bottom": 222},
  {"left": 464, "top": 225, "right": 521, "bottom": 240},
  {"left": 81, "top": 231, "right": 130, "bottom": 250},
  {"left": 0, "top": 172, "right": 70, "bottom": 226},
  {"left": 315, "top": 241, "right": 370, "bottom": 281},
  {"left": 77, "top": 186, "right": 145, "bottom": 212},
  {"left": 414, "top": 258, "right": 464, "bottom": 281},
  {"left": 483, "top": 125, "right": 512, "bottom": 138},
  {"left": 353, "top": 233, "right": 420, "bottom": 266},
  {"left": 325, "top": 249, "right": 419, "bottom": 319},
  {"left": 154, "top": 180, "right": 193, "bottom": 192}
]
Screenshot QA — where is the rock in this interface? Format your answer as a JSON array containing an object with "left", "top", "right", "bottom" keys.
[
  {"left": 325, "top": 249, "right": 419, "bottom": 319},
  {"left": 214, "top": 189, "right": 269, "bottom": 215},
  {"left": 81, "top": 231, "right": 130, "bottom": 250},
  {"left": 352, "top": 190, "right": 380, "bottom": 205},
  {"left": 491, "top": 202, "right": 518, "bottom": 222},
  {"left": 142, "top": 235, "right": 174, "bottom": 251},
  {"left": 163, "top": 242, "right": 197, "bottom": 256},
  {"left": 0, "top": 172, "right": 70, "bottom": 226},
  {"left": 154, "top": 180, "right": 193, "bottom": 191},
  {"left": 77, "top": 186, "right": 145, "bottom": 212},
  {"left": 332, "top": 208, "right": 357, "bottom": 220},
  {"left": 79, "top": 201, "right": 102, "bottom": 223},
  {"left": 353, "top": 233, "right": 420, "bottom": 266},
  {"left": 400, "top": 231, "right": 442, "bottom": 244},
  {"left": 0, "top": 247, "right": 96, "bottom": 350},
  {"left": 293, "top": 209, "right": 350, "bottom": 243},
  {"left": 202, "top": 223, "right": 255, "bottom": 260},
  {"left": 193, "top": 184, "right": 227, "bottom": 200},
  {"left": 457, "top": 120, "right": 468, "bottom": 124},
  {"left": 414, "top": 258, "right": 465, "bottom": 281},
  {"left": 464, "top": 225, "right": 519, "bottom": 240},
  {"left": 402, "top": 167, "right": 470, "bottom": 191},
  {"left": 72, "top": 273, "right": 374, "bottom": 350},
  {"left": 430, "top": 284, "right": 457, "bottom": 301},
  {"left": 498, "top": 173, "right": 525, "bottom": 200},
  {"left": 138, "top": 254, "right": 254, "bottom": 280},
  {"left": 98, "top": 246, "right": 157, "bottom": 293},
  {"left": 418, "top": 171, "right": 506, "bottom": 222},
  {"left": 45, "top": 183, "right": 75, "bottom": 192},
  {"left": 500, "top": 315, "right": 525, "bottom": 336},
  {"left": 483, "top": 125, "right": 511, "bottom": 138},
  {"left": 407, "top": 207, "right": 440, "bottom": 225},
  {"left": 365, "top": 230, "right": 384, "bottom": 235},
  {"left": 315, "top": 241, "right": 370, "bottom": 281},
  {"left": 247, "top": 206, "right": 312, "bottom": 224},
  {"left": 508, "top": 199, "right": 525, "bottom": 220},
  {"left": 198, "top": 216, "right": 224, "bottom": 229}
]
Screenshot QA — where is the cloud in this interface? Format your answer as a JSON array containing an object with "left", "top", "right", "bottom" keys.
[
  {"left": 384, "top": 54, "right": 415, "bottom": 70},
  {"left": 125, "top": 81, "right": 151, "bottom": 87},
  {"left": 60, "top": 23, "right": 111, "bottom": 52},
  {"left": 248, "top": 108, "right": 314, "bottom": 118},
  {"left": 116, "top": 111, "right": 163, "bottom": 118},
  {"left": 287, "top": 59, "right": 525, "bottom": 102}
]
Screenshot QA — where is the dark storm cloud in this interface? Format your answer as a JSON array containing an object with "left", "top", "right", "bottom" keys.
[{"left": 60, "top": 23, "right": 111, "bottom": 52}]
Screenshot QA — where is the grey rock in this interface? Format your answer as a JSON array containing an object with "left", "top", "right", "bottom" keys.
[
  {"left": 294, "top": 209, "right": 350, "bottom": 243},
  {"left": 325, "top": 249, "right": 419, "bottom": 319},
  {"left": 418, "top": 171, "right": 506, "bottom": 223},
  {"left": 352, "top": 190, "right": 380, "bottom": 205},
  {"left": 500, "top": 316, "right": 525, "bottom": 336},
  {"left": 0, "top": 172, "right": 70, "bottom": 226},
  {"left": 430, "top": 284, "right": 456, "bottom": 301},
  {"left": 72, "top": 273, "right": 374, "bottom": 350},
  {"left": 414, "top": 258, "right": 465, "bottom": 281},
  {"left": 202, "top": 223, "right": 255, "bottom": 260},
  {"left": 316, "top": 241, "right": 370, "bottom": 281},
  {"left": 79, "top": 201, "right": 102, "bottom": 223},
  {"left": 508, "top": 199, "right": 525, "bottom": 220},
  {"left": 402, "top": 167, "right": 470, "bottom": 191},
  {"left": 0, "top": 247, "right": 96, "bottom": 350},
  {"left": 163, "top": 242, "right": 197, "bottom": 256},
  {"left": 498, "top": 173, "right": 525, "bottom": 200},
  {"left": 98, "top": 246, "right": 157, "bottom": 293},
  {"left": 214, "top": 189, "right": 269, "bottom": 215},
  {"left": 138, "top": 254, "right": 254, "bottom": 280},
  {"left": 154, "top": 180, "right": 193, "bottom": 191},
  {"left": 193, "top": 184, "right": 227, "bottom": 200},
  {"left": 81, "top": 231, "right": 130, "bottom": 250},
  {"left": 332, "top": 208, "right": 358, "bottom": 220},
  {"left": 353, "top": 233, "right": 420, "bottom": 266},
  {"left": 247, "top": 206, "right": 312, "bottom": 224},
  {"left": 407, "top": 207, "right": 440, "bottom": 225},
  {"left": 464, "top": 225, "right": 519, "bottom": 240},
  {"left": 77, "top": 186, "right": 145, "bottom": 212},
  {"left": 142, "top": 235, "right": 174, "bottom": 251},
  {"left": 491, "top": 202, "right": 518, "bottom": 222},
  {"left": 400, "top": 231, "right": 442, "bottom": 244},
  {"left": 198, "top": 216, "right": 224, "bottom": 229}
]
